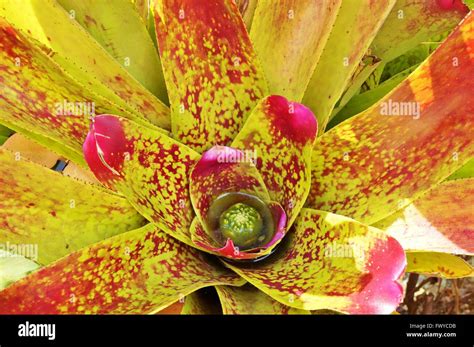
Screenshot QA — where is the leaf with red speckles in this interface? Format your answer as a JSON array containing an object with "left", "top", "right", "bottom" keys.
[
  {"left": 0, "top": 148, "right": 145, "bottom": 265},
  {"left": 224, "top": 209, "right": 406, "bottom": 314},
  {"left": 216, "top": 284, "right": 310, "bottom": 314},
  {"left": 333, "top": 0, "right": 470, "bottom": 118},
  {"left": 250, "top": 0, "right": 341, "bottom": 101},
  {"left": 232, "top": 95, "right": 317, "bottom": 229},
  {"left": 307, "top": 12, "right": 474, "bottom": 225},
  {"left": 188, "top": 146, "right": 287, "bottom": 259},
  {"left": 302, "top": 0, "right": 396, "bottom": 132},
  {"left": 0, "top": 0, "right": 170, "bottom": 129},
  {"left": 370, "top": 0, "right": 469, "bottom": 63},
  {"left": 0, "top": 224, "right": 245, "bottom": 314},
  {"left": 374, "top": 179, "right": 474, "bottom": 255},
  {"left": 406, "top": 252, "right": 473, "bottom": 279},
  {"left": 56, "top": 0, "right": 169, "bottom": 104},
  {"left": 0, "top": 17, "right": 146, "bottom": 165},
  {"left": 83, "top": 115, "right": 200, "bottom": 246},
  {"left": 153, "top": 0, "right": 267, "bottom": 152}
]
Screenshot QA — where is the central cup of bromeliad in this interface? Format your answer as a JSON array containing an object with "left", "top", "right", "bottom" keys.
[
  {"left": 207, "top": 192, "right": 276, "bottom": 251},
  {"left": 219, "top": 202, "right": 264, "bottom": 249}
]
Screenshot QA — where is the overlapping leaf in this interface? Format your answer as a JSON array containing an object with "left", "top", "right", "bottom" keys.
[
  {"left": 153, "top": 0, "right": 267, "bottom": 151},
  {"left": 83, "top": 115, "right": 199, "bottom": 245},
  {"left": 236, "top": 0, "right": 258, "bottom": 30},
  {"left": 131, "top": 0, "right": 150, "bottom": 24},
  {"left": 370, "top": 0, "right": 469, "bottom": 63},
  {"left": 0, "top": 118, "right": 84, "bottom": 165},
  {"left": 0, "top": 0, "right": 170, "bottom": 128},
  {"left": 57, "top": 0, "right": 168, "bottom": 104},
  {"left": 375, "top": 179, "right": 474, "bottom": 255},
  {"left": 181, "top": 289, "right": 222, "bottom": 314},
  {"left": 216, "top": 284, "right": 309, "bottom": 314},
  {"left": 250, "top": 0, "right": 341, "bottom": 101},
  {"left": 156, "top": 301, "right": 185, "bottom": 314},
  {"left": 334, "top": 0, "right": 469, "bottom": 117},
  {"left": 2, "top": 133, "right": 59, "bottom": 169},
  {"left": 330, "top": 65, "right": 417, "bottom": 129},
  {"left": 406, "top": 252, "right": 473, "bottom": 279},
  {"left": 0, "top": 224, "right": 244, "bottom": 314},
  {"left": 331, "top": 55, "right": 382, "bottom": 120},
  {"left": 0, "top": 255, "right": 39, "bottom": 290},
  {"left": 302, "top": 0, "right": 396, "bottom": 132},
  {"left": 232, "top": 95, "right": 317, "bottom": 228},
  {"left": 225, "top": 209, "right": 406, "bottom": 314},
  {"left": 448, "top": 158, "right": 474, "bottom": 180},
  {"left": 0, "top": 148, "right": 145, "bottom": 264},
  {"left": 0, "top": 18, "right": 140, "bottom": 165},
  {"left": 0, "top": 124, "right": 13, "bottom": 138},
  {"left": 307, "top": 12, "right": 474, "bottom": 225}
]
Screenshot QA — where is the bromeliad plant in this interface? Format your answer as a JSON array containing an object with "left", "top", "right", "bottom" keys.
[{"left": 0, "top": 0, "right": 473, "bottom": 314}]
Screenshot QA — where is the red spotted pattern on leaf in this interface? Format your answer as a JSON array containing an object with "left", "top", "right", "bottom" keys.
[
  {"left": 154, "top": 0, "right": 267, "bottom": 151},
  {"left": 232, "top": 95, "right": 317, "bottom": 228},
  {"left": 84, "top": 115, "right": 200, "bottom": 245},
  {"left": 307, "top": 12, "right": 474, "bottom": 225},
  {"left": 225, "top": 209, "right": 406, "bottom": 314},
  {"left": 0, "top": 225, "right": 244, "bottom": 314}
]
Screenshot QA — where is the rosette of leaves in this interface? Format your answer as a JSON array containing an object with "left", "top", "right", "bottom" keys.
[{"left": 0, "top": 0, "right": 472, "bottom": 314}]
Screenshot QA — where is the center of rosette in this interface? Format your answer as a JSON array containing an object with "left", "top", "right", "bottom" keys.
[
  {"left": 219, "top": 203, "right": 264, "bottom": 249},
  {"left": 207, "top": 192, "right": 275, "bottom": 251}
]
